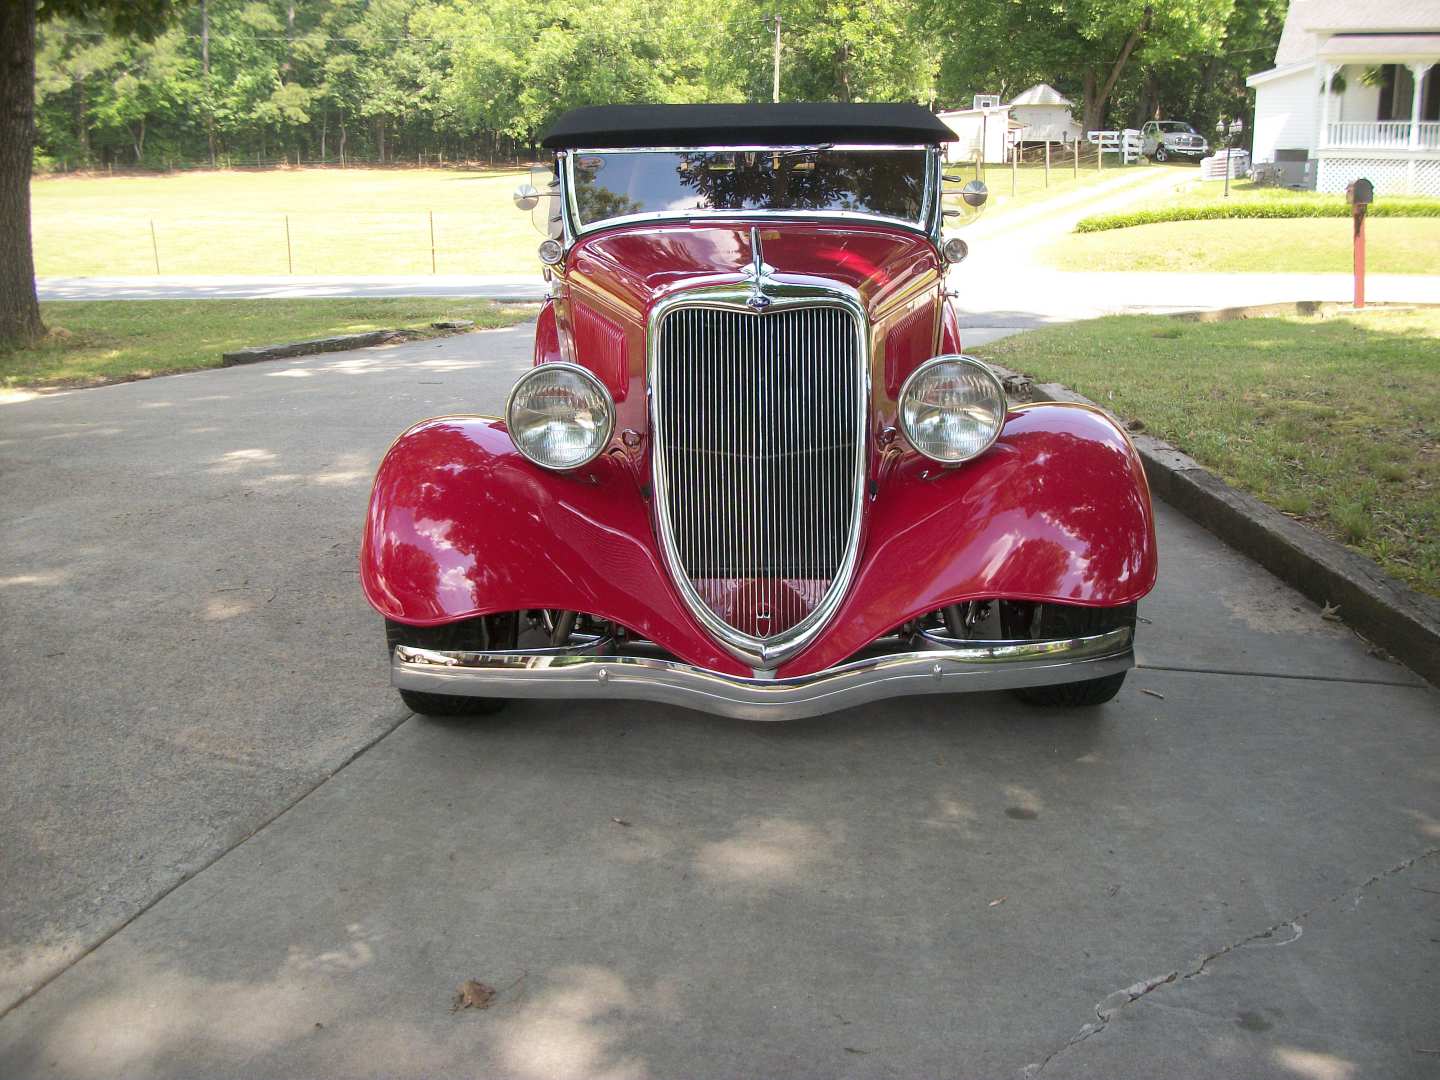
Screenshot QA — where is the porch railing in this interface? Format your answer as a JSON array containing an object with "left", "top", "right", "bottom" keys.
[{"left": 1326, "top": 121, "right": 1440, "bottom": 151}]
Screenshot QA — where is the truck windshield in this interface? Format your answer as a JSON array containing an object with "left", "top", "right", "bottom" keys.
[{"left": 568, "top": 149, "right": 929, "bottom": 227}]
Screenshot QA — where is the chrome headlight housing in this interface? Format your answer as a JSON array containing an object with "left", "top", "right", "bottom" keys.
[
  {"left": 898, "top": 355, "right": 1007, "bottom": 464},
  {"left": 505, "top": 362, "right": 615, "bottom": 470}
]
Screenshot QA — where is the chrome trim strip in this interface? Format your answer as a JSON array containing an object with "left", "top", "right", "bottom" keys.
[
  {"left": 392, "top": 628, "right": 1136, "bottom": 722},
  {"left": 561, "top": 146, "right": 938, "bottom": 239},
  {"left": 646, "top": 278, "right": 870, "bottom": 672},
  {"left": 570, "top": 144, "right": 937, "bottom": 153}
]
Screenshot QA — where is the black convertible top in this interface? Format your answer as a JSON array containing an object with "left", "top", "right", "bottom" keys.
[{"left": 540, "top": 103, "right": 954, "bottom": 150}]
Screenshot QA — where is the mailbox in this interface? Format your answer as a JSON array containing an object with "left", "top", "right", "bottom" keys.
[{"left": 1346, "top": 178, "right": 1373, "bottom": 309}]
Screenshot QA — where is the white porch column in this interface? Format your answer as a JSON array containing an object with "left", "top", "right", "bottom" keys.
[
  {"left": 1319, "top": 63, "right": 1334, "bottom": 148},
  {"left": 1409, "top": 64, "right": 1427, "bottom": 149}
]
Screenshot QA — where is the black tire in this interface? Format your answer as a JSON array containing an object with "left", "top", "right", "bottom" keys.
[
  {"left": 385, "top": 616, "right": 516, "bottom": 717},
  {"left": 1000, "top": 602, "right": 1136, "bottom": 707},
  {"left": 1153, "top": 145, "right": 1168, "bottom": 163}
]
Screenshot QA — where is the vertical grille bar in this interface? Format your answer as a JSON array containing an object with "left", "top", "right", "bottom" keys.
[{"left": 656, "top": 303, "right": 863, "bottom": 643}]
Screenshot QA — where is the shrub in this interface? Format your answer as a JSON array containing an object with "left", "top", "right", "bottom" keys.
[{"left": 1075, "top": 198, "right": 1440, "bottom": 232}]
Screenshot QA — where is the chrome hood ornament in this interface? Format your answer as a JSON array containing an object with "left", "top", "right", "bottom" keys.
[{"left": 743, "top": 225, "right": 776, "bottom": 310}]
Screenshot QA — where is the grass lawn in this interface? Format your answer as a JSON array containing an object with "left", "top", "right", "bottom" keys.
[
  {"left": 956, "top": 160, "right": 1153, "bottom": 219},
  {"left": 31, "top": 167, "right": 543, "bottom": 277},
  {"left": 1, "top": 298, "right": 537, "bottom": 389},
  {"left": 974, "top": 309, "right": 1440, "bottom": 597},
  {"left": 33, "top": 162, "right": 1166, "bottom": 280},
  {"left": 1042, "top": 217, "right": 1440, "bottom": 273}
]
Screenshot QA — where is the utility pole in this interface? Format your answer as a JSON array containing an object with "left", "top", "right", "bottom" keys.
[{"left": 771, "top": 15, "right": 782, "bottom": 103}]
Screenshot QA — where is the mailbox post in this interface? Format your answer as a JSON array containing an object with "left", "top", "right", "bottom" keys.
[{"left": 1346, "top": 178, "right": 1374, "bottom": 309}]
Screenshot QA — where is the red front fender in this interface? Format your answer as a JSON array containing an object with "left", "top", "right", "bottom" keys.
[
  {"left": 360, "top": 417, "right": 751, "bottom": 676},
  {"left": 778, "top": 403, "right": 1156, "bottom": 675},
  {"left": 361, "top": 404, "right": 1156, "bottom": 679}
]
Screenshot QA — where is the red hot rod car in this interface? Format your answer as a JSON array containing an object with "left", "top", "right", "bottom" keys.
[{"left": 361, "top": 103, "right": 1157, "bottom": 720}]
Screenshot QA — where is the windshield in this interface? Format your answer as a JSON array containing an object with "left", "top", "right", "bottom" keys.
[
  {"left": 568, "top": 149, "right": 929, "bottom": 228},
  {"left": 1158, "top": 122, "right": 1196, "bottom": 133}
]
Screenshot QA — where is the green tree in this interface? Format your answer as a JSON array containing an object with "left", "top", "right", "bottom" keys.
[
  {"left": 34, "top": 19, "right": 125, "bottom": 167},
  {"left": 3, "top": 0, "right": 185, "bottom": 348},
  {"left": 722, "top": 0, "right": 931, "bottom": 104},
  {"left": 92, "top": 27, "right": 197, "bottom": 163},
  {"left": 933, "top": 0, "right": 1234, "bottom": 133}
]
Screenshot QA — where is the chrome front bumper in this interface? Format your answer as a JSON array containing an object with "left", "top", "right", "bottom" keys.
[{"left": 392, "top": 627, "right": 1134, "bottom": 721}]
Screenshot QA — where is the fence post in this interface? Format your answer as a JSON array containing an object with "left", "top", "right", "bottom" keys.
[
  {"left": 1045, "top": 141, "right": 1050, "bottom": 188},
  {"left": 150, "top": 220, "right": 160, "bottom": 274},
  {"left": 429, "top": 210, "right": 437, "bottom": 274},
  {"left": 285, "top": 215, "right": 293, "bottom": 274},
  {"left": 1011, "top": 147, "right": 1017, "bottom": 197},
  {"left": 1074, "top": 139, "right": 1079, "bottom": 178}
]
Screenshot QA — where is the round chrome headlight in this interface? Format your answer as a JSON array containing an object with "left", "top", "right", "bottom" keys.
[
  {"left": 898, "top": 355, "right": 1007, "bottom": 464},
  {"left": 505, "top": 363, "right": 615, "bottom": 470}
]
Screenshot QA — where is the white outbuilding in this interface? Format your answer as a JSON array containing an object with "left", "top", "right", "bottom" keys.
[
  {"left": 936, "top": 96, "right": 1022, "bottom": 165},
  {"left": 1007, "top": 83, "right": 1084, "bottom": 145}
]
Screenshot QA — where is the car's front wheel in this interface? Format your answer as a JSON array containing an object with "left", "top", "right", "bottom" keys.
[
  {"left": 1000, "top": 601, "right": 1137, "bottom": 707},
  {"left": 1153, "top": 145, "right": 1168, "bottom": 163},
  {"left": 385, "top": 615, "right": 517, "bottom": 717}
]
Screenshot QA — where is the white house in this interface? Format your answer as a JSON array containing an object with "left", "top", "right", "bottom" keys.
[
  {"left": 937, "top": 97, "right": 1023, "bottom": 164},
  {"left": 1007, "top": 83, "right": 1084, "bottom": 145},
  {"left": 1246, "top": 0, "right": 1439, "bottom": 195}
]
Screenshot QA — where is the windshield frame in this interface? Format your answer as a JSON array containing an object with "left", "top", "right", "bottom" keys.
[{"left": 558, "top": 145, "right": 940, "bottom": 241}]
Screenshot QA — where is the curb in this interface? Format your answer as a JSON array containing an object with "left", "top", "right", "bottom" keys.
[
  {"left": 990, "top": 364, "right": 1440, "bottom": 689},
  {"left": 1170, "top": 300, "right": 1438, "bottom": 322},
  {"left": 222, "top": 329, "right": 410, "bottom": 366},
  {"left": 220, "top": 320, "right": 474, "bottom": 366}
]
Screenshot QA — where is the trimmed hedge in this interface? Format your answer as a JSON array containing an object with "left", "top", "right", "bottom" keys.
[{"left": 1075, "top": 198, "right": 1440, "bottom": 233}]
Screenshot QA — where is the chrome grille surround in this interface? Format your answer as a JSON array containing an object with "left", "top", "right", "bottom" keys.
[{"left": 648, "top": 274, "right": 869, "bottom": 673}]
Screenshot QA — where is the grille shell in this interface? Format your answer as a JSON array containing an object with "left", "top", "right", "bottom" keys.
[{"left": 650, "top": 299, "right": 868, "bottom": 669}]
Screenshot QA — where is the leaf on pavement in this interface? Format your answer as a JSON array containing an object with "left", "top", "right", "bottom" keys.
[{"left": 452, "top": 979, "right": 497, "bottom": 1012}]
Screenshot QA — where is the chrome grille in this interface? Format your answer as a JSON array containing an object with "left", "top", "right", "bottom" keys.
[{"left": 654, "top": 304, "right": 864, "bottom": 645}]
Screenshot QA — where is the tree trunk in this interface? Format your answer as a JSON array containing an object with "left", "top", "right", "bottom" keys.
[
  {"left": 339, "top": 111, "right": 347, "bottom": 167},
  {"left": 375, "top": 116, "right": 385, "bottom": 163},
  {"left": 74, "top": 75, "right": 89, "bottom": 162},
  {"left": 0, "top": 0, "right": 44, "bottom": 348},
  {"left": 320, "top": 110, "right": 327, "bottom": 162},
  {"left": 1083, "top": 6, "right": 1152, "bottom": 134},
  {"left": 1133, "top": 67, "right": 1158, "bottom": 126},
  {"left": 201, "top": 0, "right": 215, "bottom": 166},
  {"left": 1081, "top": 70, "right": 1100, "bottom": 133}
]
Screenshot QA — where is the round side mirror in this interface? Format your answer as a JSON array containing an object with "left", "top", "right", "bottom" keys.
[
  {"left": 513, "top": 184, "right": 540, "bottom": 212},
  {"left": 961, "top": 180, "right": 988, "bottom": 208}
]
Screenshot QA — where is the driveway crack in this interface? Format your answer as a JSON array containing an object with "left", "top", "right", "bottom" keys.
[{"left": 1020, "top": 847, "right": 1440, "bottom": 1077}]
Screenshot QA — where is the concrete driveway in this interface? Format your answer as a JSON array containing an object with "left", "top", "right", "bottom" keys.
[{"left": 1, "top": 327, "right": 1436, "bottom": 1079}]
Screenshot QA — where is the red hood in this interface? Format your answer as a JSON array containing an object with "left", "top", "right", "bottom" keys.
[{"left": 564, "top": 220, "right": 942, "bottom": 321}]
